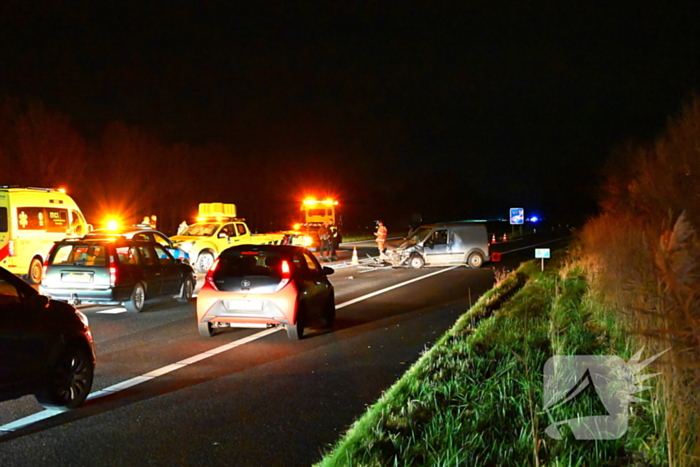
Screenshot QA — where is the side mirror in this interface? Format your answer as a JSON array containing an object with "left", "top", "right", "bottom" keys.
[
  {"left": 30, "top": 294, "right": 50, "bottom": 309},
  {"left": 218, "top": 233, "right": 227, "bottom": 238},
  {"left": 323, "top": 266, "right": 334, "bottom": 275}
]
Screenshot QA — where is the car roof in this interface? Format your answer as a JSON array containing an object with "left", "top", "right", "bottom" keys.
[
  {"left": 55, "top": 237, "right": 152, "bottom": 247},
  {"left": 86, "top": 225, "right": 164, "bottom": 237},
  {"left": 219, "top": 244, "right": 307, "bottom": 256}
]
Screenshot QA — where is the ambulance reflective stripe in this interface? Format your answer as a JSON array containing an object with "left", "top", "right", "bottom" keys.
[{"left": 0, "top": 243, "right": 8, "bottom": 262}]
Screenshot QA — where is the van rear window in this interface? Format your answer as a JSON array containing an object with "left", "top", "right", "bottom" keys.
[{"left": 0, "top": 207, "right": 7, "bottom": 232}]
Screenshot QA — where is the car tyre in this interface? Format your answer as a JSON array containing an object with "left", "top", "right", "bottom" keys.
[
  {"left": 177, "top": 277, "right": 195, "bottom": 303},
  {"left": 409, "top": 254, "right": 425, "bottom": 269},
  {"left": 198, "top": 321, "right": 215, "bottom": 337},
  {"left": 321, "top": 294, "right": 336, "bottom": 328},
  {"left": 35, "top": 344, "right": 94, "bottom": 409},
  {"left": 467, "top": 252, "right": 484, "bottom": 269},
  {"left": 195, "top": 251, "right": 215, "bottom": 273},
  {"left": 28, "top": 257, "right": 43, "bottom": 285},
  {"left": 125, "top": 283, "right": 146, "bottom": 313},
  {"left": 286, "top": 306, "right": 305, "bottom": 340}
]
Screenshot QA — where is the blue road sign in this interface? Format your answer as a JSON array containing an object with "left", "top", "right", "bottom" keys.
[{"left": 510, "top": 207, "right": 524, "bottom": 225}]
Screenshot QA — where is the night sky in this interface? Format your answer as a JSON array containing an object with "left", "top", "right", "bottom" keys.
[{"left": 1, "top": 1, "right": 699, "bottom": 230}]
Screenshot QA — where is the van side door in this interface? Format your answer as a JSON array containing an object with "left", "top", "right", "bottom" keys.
[{"left": 423, "top": 229, "right": 451, "bottom": 265}]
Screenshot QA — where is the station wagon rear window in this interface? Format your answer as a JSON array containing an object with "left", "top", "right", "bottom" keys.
[{"left": 51, "top": 244, "right": 108, "bottom": 266}]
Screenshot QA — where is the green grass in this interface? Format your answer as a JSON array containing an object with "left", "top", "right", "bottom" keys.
[{"left": 315, "top": 253, "right": 666, "bottom": 466}]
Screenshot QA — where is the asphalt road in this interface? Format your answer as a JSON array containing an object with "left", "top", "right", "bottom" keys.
[{"left": 0, "top": 232, "right": 569, "bottom": 467}]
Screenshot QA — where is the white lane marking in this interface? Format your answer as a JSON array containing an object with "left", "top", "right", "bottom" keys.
[
  {"left": 0, "top": 408, "right": 67, "bottom": 432},
  {"left": 96, "top": 307, "right": 127, "bottom": 314},
  {"left": 1, "top": 268, "right": 458, "bottom": 433},
  {"left": 336, "top": 265, "right": 459, "bottom": 309}
]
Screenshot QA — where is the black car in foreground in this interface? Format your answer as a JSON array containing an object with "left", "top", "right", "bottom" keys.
[
  {"left": 40, "top": 238, "right": 196, "bottom": 313},
  {"left": 0, "top": 266, "right": 95, "bottom": 409}
]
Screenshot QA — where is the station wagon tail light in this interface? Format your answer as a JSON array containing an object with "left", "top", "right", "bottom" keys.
[
  {"left": 275, "top": 260, "right": 292, "bottom": 292},
  {"left": 42, "top": 258, "right": 48, "bottom": 279},
  {"left": 109, "top": 255, "right": 118, "bottom": 286},
  {"left": 205, "top": 258, "right": 220, "bottom": 290}
]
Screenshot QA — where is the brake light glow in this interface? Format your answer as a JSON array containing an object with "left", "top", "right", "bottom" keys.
[
  {"left": 109, "top": 255, "right": 118, "bottom": 286},
  {"left": 241, "top": 251, "right": 259, "bottom": 255},
  {"left": 275, "top": 260, "right": 292, "bottom": 292},
  {"left": 205, "top": 258, "right": 220, "bottom": 290},
  {"left": 281, "top": 260, "right": 291, "bottom": 277}
]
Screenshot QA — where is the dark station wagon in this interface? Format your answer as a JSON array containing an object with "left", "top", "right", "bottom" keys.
[{"left": 40, "top": 238, "right": 196, "bottom": 313}]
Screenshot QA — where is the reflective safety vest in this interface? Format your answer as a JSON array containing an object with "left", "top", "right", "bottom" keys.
[{"left": 376, "top": 227, "right": 387, "bottom": 241}]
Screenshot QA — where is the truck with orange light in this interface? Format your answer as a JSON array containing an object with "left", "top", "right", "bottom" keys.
[
  {"left": 0, "top": 186, "right": 92, "bottom": 284},
  {"left": 288, "top": 198, "right": 342, "bottom": 251},
  {"left": 170, "top": 203, "right": 294, "bottom": 273}
]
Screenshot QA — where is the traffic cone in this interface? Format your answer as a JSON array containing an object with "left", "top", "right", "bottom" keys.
[
  {"left": 491, "top": 233, "right": 496, "bottom": 243},
  {"left": 502, "top": 232, "right": 508, "bottom": 242},
  {"left": 351, "top": 246, "right": 359, "bottom": 265}
]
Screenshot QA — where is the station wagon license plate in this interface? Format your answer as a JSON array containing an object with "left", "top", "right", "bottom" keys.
[
  {"left": 225, "top": 299, "right": 263, "bottom": 311},
  {"left": 61, "top": 272, "right": 93, "bottom": 283}
]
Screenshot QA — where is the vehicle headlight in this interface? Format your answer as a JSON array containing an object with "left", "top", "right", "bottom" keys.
[
  {"left": 178, "top": 241, "right": 195, "bottom": 253},
  {"left": 302, "top": 236, "right": 313, "bottom": 246}
]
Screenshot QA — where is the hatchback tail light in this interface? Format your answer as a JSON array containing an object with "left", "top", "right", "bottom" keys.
[
  {"left": 205, "top": 258, "right": 220, "bottom": 291},
  {"left": 274, "top": 260, "right": 292, "bottom": 292}
]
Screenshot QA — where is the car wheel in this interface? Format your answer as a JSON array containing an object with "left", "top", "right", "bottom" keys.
[
  {"left": 467, "top": 252, "right": 484, "bottom": 269},
  {"left": 286, "top": 306, "right": 305, "bottom": 340},
  {"left": 196, "top": 251, "right": 215, "bottom": 273},
  {"left": 177, "top": 277, "right": 195, "bottom": 303},
  {"left": 198, "top": 321, "right": 215, "bottom": 337},
  {"left": 35, "top": 344, "right": 94, "bottom": 409},
  {"left": 409, "top": 254, "right": 425, "bottom": 269},
  {"left": 125, "top": 283, "right": 146, "bottom": 313},
  {"left": 28, "top": 257, "right": 43, "bottom": 285},
  {"left": 321, "top": 294, "right": 336, "bottom": 328}
]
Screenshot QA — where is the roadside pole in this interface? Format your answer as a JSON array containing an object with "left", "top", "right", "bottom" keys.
[{"left": 535, "top": 248, "right": 550, "bottom": 271}]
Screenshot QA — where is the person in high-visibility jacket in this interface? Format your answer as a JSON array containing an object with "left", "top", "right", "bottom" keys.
[{"left": 374, "top": 220, "right": 388, "bottom": 258}]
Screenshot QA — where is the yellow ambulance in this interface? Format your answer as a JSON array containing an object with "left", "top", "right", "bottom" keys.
[{"left": 0, "top": 186, "right": 92, "bottom": 284}]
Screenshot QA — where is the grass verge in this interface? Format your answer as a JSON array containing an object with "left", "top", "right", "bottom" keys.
[{"left": 315, "top": 252, "right": 666, "bottom": 466}]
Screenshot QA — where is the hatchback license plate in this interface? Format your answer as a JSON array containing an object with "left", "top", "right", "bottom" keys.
[
  {"left": 61, "top": 272, "right": 93, "bottom": 283},
  {"left": 225, "top": 299, "right": 263, "bottom": 311}
]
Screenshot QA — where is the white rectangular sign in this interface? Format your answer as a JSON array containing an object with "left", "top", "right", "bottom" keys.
[{"left": 535, "top": 248, "right": 550, "bottom": 259}]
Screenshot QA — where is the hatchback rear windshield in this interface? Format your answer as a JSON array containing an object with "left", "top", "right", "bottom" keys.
[
  {"left": 51, "top": 244, "right": 108, "bottom": 267},
  {"left": 217, "top": 251, "right": 287, "bottom": 277}
]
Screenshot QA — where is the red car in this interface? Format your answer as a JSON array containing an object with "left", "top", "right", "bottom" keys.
[{"left": 196, "top": 245, "right": 335, "bottom": 340}]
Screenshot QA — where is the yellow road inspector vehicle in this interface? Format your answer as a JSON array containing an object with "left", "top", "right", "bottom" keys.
[
  {"left": 0, "top": 186, "right": 92, "bottom": 284},
  {"left": 170, "top": 203, "right": 290, "bottom": 273}
]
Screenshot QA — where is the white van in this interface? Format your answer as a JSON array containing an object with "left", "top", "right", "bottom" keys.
[{"left": 0, "top": 186, "right": 92, "bottom": 284}]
